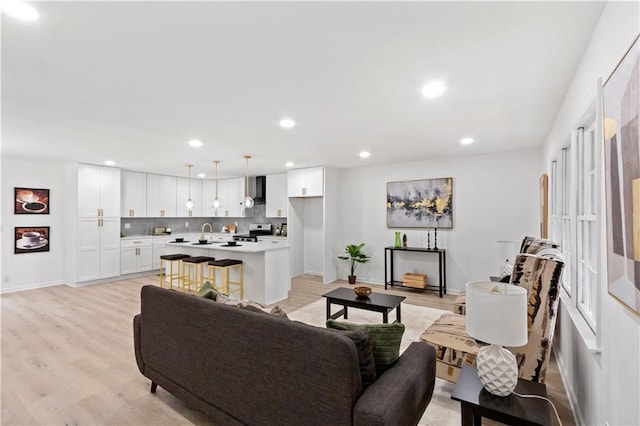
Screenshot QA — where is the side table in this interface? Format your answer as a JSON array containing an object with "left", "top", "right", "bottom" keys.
[{"left": 451, "top": 365, "right": 551, "bottom": 426}]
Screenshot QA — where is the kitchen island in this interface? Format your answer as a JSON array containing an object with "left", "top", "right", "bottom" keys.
[{"left": 165, "top": 239, "right": 290, "bottom": 305}]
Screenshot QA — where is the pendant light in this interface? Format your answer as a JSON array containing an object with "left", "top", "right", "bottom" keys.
[
  {"left": 242, "top": 155, "right": 255, "bottom": 208},
  {"left": 212, "top": 160, "right": 222, "bottom": 209},
  {"left": 185, "top": 164, "right": 194, "bottom": 210}
]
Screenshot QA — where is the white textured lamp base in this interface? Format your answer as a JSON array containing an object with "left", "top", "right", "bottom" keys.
[{"left": 476, "top": 344, "right": 518, "bottom": 396}]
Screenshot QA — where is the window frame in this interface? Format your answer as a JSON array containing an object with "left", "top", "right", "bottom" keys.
[{"left": 548, "top": 89, "right": 602, "bottom": 338}]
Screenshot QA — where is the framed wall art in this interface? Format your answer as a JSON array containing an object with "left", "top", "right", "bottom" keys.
[
  {"left": 603, "top": 34, "right": 640, "bottom": 316},
  {"left": 15, "top": 226, "right": 50, "bottom": 254},
  {"left": 540, "top": 174, "right": 549, "bottom": 239},
  {"left": 14, "top": 187, "right": 49, "bottom": 214},
  {"left": 387, "top": 177, "right": 453, "bottom": 228}
]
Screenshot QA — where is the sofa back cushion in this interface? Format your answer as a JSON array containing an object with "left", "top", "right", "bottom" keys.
[{"left": 139, "top": 286, "right": 362, "bottom": 425}]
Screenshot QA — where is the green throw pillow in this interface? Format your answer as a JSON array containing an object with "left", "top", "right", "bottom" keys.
[
  {"left": 326, "top": 320, "right": 405, "bottom": 375},
  {"left": 197, "top": 281, "right": 219, "bottom": 300}
]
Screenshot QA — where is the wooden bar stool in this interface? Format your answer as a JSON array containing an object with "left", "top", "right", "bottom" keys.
[
  {"left": 159, "top": 254, "right": 191, "bottom": 289},
  {"left": 180, "top": 256, "right": 215, "bottom": 293},
  {"left": 207, "top": 259, "right": 243, "bottom": 299}
]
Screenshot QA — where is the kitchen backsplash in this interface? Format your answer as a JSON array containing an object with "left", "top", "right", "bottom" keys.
[{"left": 120, "top": 204, "right": 287, "bottom": 237}]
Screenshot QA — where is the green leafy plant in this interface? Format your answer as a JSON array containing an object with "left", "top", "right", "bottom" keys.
[{"left": 338, "top": 243, "right": 371, "bottom": 280}]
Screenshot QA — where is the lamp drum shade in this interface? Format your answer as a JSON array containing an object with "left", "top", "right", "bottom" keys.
[{"left": 465, "top": 281, "right": 527, "bottom": 347}]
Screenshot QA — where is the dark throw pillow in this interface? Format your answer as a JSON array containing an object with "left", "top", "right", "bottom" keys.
[
  {"left": 337, "top": 328, "right": 377, "bottom": 388},
  {"left": 326, "top": 320, "right": 405, "bottom": 375}
]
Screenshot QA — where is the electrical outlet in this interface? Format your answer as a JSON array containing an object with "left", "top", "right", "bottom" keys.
[
  {"left": 124, "top": 223, "right": 131, "bottom": 229},
  {"left": 185, "top": 222, "right": 189, "bottom": 227},
  {"left": 3, "top": 275, "right": 10, "bottom": 283}
]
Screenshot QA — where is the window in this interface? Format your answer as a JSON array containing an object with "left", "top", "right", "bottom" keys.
[
  {"left": 549, "top": 104, "right": 599, "bottom": 333},
  {"left": 576, "top": 123, "right": 597, "bottom": 330},
  {"left": 559, "top": 148, "right": 572, "bottom": 294}
]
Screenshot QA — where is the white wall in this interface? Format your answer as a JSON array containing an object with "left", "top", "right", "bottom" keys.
[
  {"left": 323, "top": 166, "right": 339, "bottom": 284},
  {"left": 542, "top": 2, "right": 640, "bottom": 425},
  {"left": 1, "top": 158, "right": 67, "bottom": 292},
  {"left": 336, "top": 148, "right": 542, "bottom": 292},
  {"left": 303, "top": 197, "right": 323, "bottom": 276}
]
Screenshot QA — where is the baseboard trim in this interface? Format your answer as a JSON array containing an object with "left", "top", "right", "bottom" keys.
[
  {"left": 553, "top": 343, "right": 584, "bottom": 426},
  {"left": 0, "top": 280, "right": 65, "bottom": 294}
]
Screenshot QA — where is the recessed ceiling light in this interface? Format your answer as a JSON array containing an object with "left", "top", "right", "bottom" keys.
[
  {"left": 285, "top": 162, "right": 294, "bottom": 168},
  {"left": 359, "top": 151, "right": 371, "bottom": 158},
  {"left": 460, "top": 137, "right": 475, "bottom": 145},
  {"left": 188, "top": 139, "right": 203, "bottom": 148},
  {"left": 1, "top": 0, "right": 39, "bottom": 22},
  {"left": 421, "top": 80, "right": 446, "bottom": 98},
  {"left": 198, "top": 173, "right": 206, "bottom": 178},
  {"left": 104, "top": 160, "right": 115, "bottom": 166},
  {"left": 279, "top": 119, "right": 296, "bottom": 129}
]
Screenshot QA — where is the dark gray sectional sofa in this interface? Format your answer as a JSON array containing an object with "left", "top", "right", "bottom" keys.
[{"left": 134, "top": 285, "right": 436, "bottom": 425}]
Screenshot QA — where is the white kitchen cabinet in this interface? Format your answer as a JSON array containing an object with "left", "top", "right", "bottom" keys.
[
  {"left": 78, "top": 164, "right": 121, "bottom": 217},
  {"left": 146, "top": 174, "right": 177, "bottom": 217},
  {"left": 287, "top": 166, "right": 323, "bottom": 197},
  {"left": 176, "top": 177, "right": 202, "bottom": 217},
  {"left": 152, "top": 237, "right": 173, "bottom": 270},
  {"left": 218, "top": 178, "right": 240, "bottom": 218},
  {"left": 201, "top": 180, "right": 217, "bottom": 217},
  {"left": 121, "top": 170, "right": 147, "bottom": 217},
  {"left": 202, "top": 177, "right": 253, "bottom": 218},
  {"left": 77, "top": 217, "right": 121, "bottom": 282},
  {"left": 237, "top": 177, "right": 254, "bottom": 218},
  {"left": 121, "top": 239, "right": 153, "bottom": 274},
  {"left": 266, "top": 173, "right": 287, "bottom": 218}
]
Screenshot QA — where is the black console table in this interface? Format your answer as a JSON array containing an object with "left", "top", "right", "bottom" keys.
[{"left": 384, "top": 246, "right": 446, "bottom": 297}]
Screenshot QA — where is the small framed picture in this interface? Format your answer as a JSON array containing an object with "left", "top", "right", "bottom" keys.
[
  {"left": 15, "top": 226, "right": 50, "bottom": 254},
  {"left": 14, "top": 187, "right": 49, "bottom": 215}
]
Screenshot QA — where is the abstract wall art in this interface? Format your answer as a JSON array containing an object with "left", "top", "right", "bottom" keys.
[
  {"left": 387, "top": 177, "right": 453, "bottom": 228},
  {"left": 603, "top": 34, "right": 640, "bottom": 316}
]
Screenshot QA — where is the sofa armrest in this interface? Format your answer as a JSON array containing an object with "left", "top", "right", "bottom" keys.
[
  {"left": 133, "top": 314, "right": 145, "bottom": 374},
  {"left": 353, "top": 342, "right": 436, "bottom": 426}
]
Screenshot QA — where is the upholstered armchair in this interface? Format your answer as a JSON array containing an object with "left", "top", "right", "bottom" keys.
[
  {"left": 452, "top": 236, "right": 561, "bottom": 315},
  {"left": 420, "top": 253, "right": 564, "bottom": 384}
]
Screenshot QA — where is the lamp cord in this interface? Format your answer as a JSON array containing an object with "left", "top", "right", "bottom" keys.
[{"left": 512, "top": 391, "right": 562, "bottom": 426}]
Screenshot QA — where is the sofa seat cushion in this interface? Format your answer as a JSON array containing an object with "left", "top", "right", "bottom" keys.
[
  {"left": 326, "top": 320, "right": 405, "bottom": 375},
  {"left": 419, "top": 313, "right": 483, "bottom": 382}
]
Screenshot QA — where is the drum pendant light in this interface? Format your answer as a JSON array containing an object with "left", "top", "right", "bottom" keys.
[
  {"left": 185, "top": 164, "right": 194, "bottom": 210},
  {"left": 242, "top": 155, "right": 254, "bottom": 208},
  {"left": 212, "top": 160, "right": 222, "bottom": 209}
]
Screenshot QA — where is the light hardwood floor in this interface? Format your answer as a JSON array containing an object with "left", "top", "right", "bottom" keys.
[{"left": 1, "top": 274, "right": 574, "bottom": 425}]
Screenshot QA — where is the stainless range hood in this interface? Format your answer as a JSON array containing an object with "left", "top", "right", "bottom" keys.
[{"left": 251, "top": 176, "right": 266, "bottom": 205}]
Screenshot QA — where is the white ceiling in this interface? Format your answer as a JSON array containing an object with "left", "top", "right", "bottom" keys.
[{"left": 1, "top": 1, "right": 604, "bottom": 179}]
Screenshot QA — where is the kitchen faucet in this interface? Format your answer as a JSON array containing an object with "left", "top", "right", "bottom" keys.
[{"left": 200, "top": 223, "right": 213, "bottom": 241}]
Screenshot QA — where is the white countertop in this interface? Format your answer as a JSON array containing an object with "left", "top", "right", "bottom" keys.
[
  {"left": 121, "top": 232, "right": 287, "bottom": 241},
  {"left": 166, "top": 239, "right": 289, "bottom": 253}
]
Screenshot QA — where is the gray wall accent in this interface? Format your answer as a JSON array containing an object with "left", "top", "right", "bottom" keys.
[{"left": 120, "top": 204, "right": 287, "bottom": 237}]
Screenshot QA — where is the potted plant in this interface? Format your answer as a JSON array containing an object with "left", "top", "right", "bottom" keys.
[{"left": 338, "top": 243, "right": 371, "bottom": 284}]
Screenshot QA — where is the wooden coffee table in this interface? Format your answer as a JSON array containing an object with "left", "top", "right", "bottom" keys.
[{"left": 322, "top": 287, "right": 406, "bottom": 323}]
